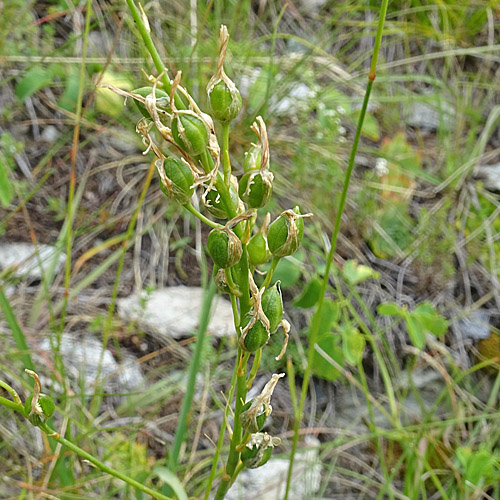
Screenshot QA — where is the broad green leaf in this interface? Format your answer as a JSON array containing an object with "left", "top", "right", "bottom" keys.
[
  {"left": 317, "top": 298, "right": 340, "bottom": 334},
  {"left": 58, "top": 67, "right": 80, "bottom": 112},
  {"left": 292, "top": 275, "right": 322, "bottom": 308},
  {"left": 377, "top": 302, "right": 401, "bottom": 316},
  {"left": 153, "top": 467, "right": 187, "bottom": 500},
  {"left": 406, "top": 314, "right": 426, "bottom": 350},
  {"left": 412, "top": 302, "right": 448, "bottom": 336},
  {"left": 312, "top": 332, "right": 344, "bottom": 381},
  {"left": 343, "top": 260, "right": 379, "bottom": 286},
  {"left": 342, "top": 326, "right": 365, "bottom": 366},
  {"left": 15, "top": 67, "right": 53, "bottom": 101},
  {"left": 269, "top": 253, "right": 303, "bottom": 289}
]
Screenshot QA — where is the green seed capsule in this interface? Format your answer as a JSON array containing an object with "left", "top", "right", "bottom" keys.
[
  {"left": 240, "top": 399, "right": 267, "bottom": 433},
  {"left": 241, "top": 313, "right": 269, "bottom": 352},
  {"left": 158, "top": 157, "right": 194, "bottom": 205},
  {"left": 171, "top": 112, "right": 209, "bottom": 157},
  {"left": 208, "top": 80, "right": 242, "bottom": 123},
  {"left": 207, "top": 227, "right": 242, "bottom": 269},
  {"left": 261, "top": 282, "right": 283, "bottom": 334},
  {"left": 238, "top": 170, "right": 273, "bottom": 208},
  {"left": 268, "top": 206, "right": 304, "bottom": 258},
  {"left": 241, "top": 433, "right": 280, "bottom": 469},
  {"left": 24, "top": 394, "right": 55, "bottom": 425},
  {"left": 247, "top": 231, "right": 271, "bottom": 266},
  {"left": 132, "top": 87, "right": 169, "bottom": 119}
]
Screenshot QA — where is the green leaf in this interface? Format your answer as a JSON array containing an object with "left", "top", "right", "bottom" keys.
[
  {"left": 377, "top": 302, "right": 401, "bottom": 316},
  {"left": 15, "top": 67, "right": 54, "bottom": 101},
  {"left": 343, "top": 260, "right": 379, "bottom": 286},
  {"left": 0, "top": 155, "right": 13, "bottom": 208},
  {"left": 352, "top": 109, "right": 380, "bottom": 141},
  {"left": 292, "top": 275, "right": 322, "bottom": 308},
  {"left": 153, "top": 467, "right": 187, "bottom": 500},
  {"left": 58, "top": 67, "right": 80, "bottom": 112},
  {"left": 318, "top": 298, "right": 340, "bottom": 333},
  {"left": 342, "top": 326, "right": 365, "bottom": 366},
  {"left": 465, "top": 450, "right": 493, "bottom": 486},
  {"left": 405, "top": 314, "right": 426, "bottom": 350},
  {"left": 269, "top": 253, "right": 303, "bottom": 289},
  {"left": 312, "top": 332, "right": 344, "bottom": 381},
  {"left": 412, "top": 302, "right": 448, "bottom": 337}
]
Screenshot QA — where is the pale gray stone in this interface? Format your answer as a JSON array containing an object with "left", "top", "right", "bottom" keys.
[
  {"left": 476, "top": 164, "right": 500, "bottom": 192},
  {"left": 0, "top": 242, "right": 66, "bottom": 280},
  {"left": 40, "top": 125, "right": 60, "bottom": 143},
  {"left": 225, "top": 436, "right": 322, "bottom": 500},
  {"left": 406, "top": 100, "right": 453, "bottom": 131},
  {"left": 117, "top": 286, "right": 236, "bottom": 339},
  {"left": 39, "top": 334, "right": 145, "bottom": 392}
]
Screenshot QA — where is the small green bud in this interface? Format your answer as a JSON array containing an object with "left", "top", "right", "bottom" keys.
[
  {"left": 207, "top": 227, "right": 242, "bottom": 268},
  {"left": 171, "top": 112, "right": 209, "bottom": 157},
  {"left": 247, "top": 231, "right": 271, "bottom": 266},
  {"left": 243, "top": 145, "right": 262, "bottom": 173},
  {"left": 132, "top": 87, "right": 169, "bottom": 119},
  {"left": 268, "top": 206, "right": 305, "bottom": 258},
  {"left": 238, "top": 170, "right": 273, "bottom": 208},
  {"left": 24, "top": 394, "right": 55, "bottom": 426},
  {"left": 208, "top": 80, "right": 242, "bottom": 123},
  {"left": 240, "top": 313, "right": 269, "bottom": 352},
  {"left": 158, "top": 157, "right": 194, "bottom": 205},
  {"left": 261, "top": 282, "right": 283, "bottom": 334}
]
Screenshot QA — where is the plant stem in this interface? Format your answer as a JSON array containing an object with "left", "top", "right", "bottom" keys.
[
  {"left": 283, "top": 2, "right": 389, "bottom": 499},
  {"left": 0, "top": 395, "right": 23, "bottom": 413},
  {"left": 222, "top": 123, "right": 231, "bottom": 186},
  {"left": 203, "top": 350, "right": 240, "bottom": 500},
  {"left": 125, "top": 0, "right": 185, "bottom": 109},
  {"left": 37, "top": 423, "right": 173, "bottom": 500},
  {"left": 262, "top": 256, "right": 280, "bottom": 289},
  {"left": 213, "top": 348, "right": 248, "bottom": 500},
  {"left": 185, "top": 201, "right": 222, "bottom": 229}
]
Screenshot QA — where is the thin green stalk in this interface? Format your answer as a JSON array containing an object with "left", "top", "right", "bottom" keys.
[
  {"left": 203, "top": 352, "right": 240, "bottom": 500},
  {"left": 214, "top": 348, "right": 248, "bottom": 500},
  {"left": 169, "top": 279, "right": 217, "bottom": 470},
  {"left": 185, "top": 201, "right": 222, "bottom": 229},
  {"left": 90, "top": 161, "right": 156, "bottom": 416},
  {"left": 0, "top": 395, "right": 23, "bottom": 413},
  {"left": 262, "top": 256, "right": 280, "bottom": 289},
  {"left": 357, "top": 360, "right": 395, "bottom": 500},
  {"left": 60, "top": 0, "right": 92, "bottom": 334},
  {"left": 222, "top": 123, "right": 231, "bottom": 186},
  {"left": 37, "top": 422, "right": 173, "bottom": 500},
  {"left": 125, "top": 0, "right": 185, "bottom": 109},
  {"left": 0, "top": 290, "right": 34, "bottom": 372},
  {"left": 284, "top": 2, "right": 389, "bottom": 499}
]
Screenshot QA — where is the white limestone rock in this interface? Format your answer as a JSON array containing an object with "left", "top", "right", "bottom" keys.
[
  {"left": 117, "top": 286, "right": 235, "bottom": 340},
  {"left": 0, "top": 242, "right": 66, "bottom": 280}
]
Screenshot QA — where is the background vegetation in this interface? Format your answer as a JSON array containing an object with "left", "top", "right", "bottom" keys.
[{"left": 1, "top": 0, "right": 500, "bottom": 498}]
